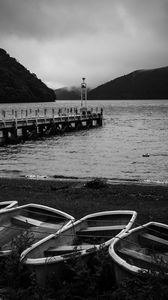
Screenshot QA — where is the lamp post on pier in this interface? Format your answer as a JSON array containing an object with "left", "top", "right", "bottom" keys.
[{"left": 81, "top": 77, "right": 87, "bottom": 108}]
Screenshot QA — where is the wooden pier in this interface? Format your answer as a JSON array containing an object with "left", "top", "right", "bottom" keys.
[{"left": 0, "top": 106, "right": 103, "bottom": 145}]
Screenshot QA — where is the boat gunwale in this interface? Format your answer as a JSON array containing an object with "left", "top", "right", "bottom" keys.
[
  {"left": 109, "top": 221, "right": 168, "bottom": 275},
  {"left": 0, "top": 201, "right": 18, "bottom": 210},
  {"left": 20, "top": 210, "right": 137, "bottom": 266},
  {"left": 0, "top": 203, "right": 74, "bottom": 258},
  {"left": 0, "top": 203, "right": 74, "bottom": 222}
]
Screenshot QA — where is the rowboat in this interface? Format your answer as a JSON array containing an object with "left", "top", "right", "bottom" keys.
[
  {"left": 109, "top": 221, "right": 168, "bottom": 285},
  {"left": 20, "top": 210, "right": 137, "bottom": 285},
  {"left": 0, "top": 201, "right": 18, "bottom": 210},
  {"left": 0, "top": 203, "right": 74, "bottom": 257}
]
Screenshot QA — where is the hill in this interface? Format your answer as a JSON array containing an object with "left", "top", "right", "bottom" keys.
[
  {"left": 55, "top": 86, "right": 91, "bottom": 100},
  {"left": 0, "top": 48, "right": 56, "bottom": 103},
  {"left": 55, "top": 87, "right": 81, "bottom": 100},
  {"left": 89, "top": 67, "right": 168, "bottom": 100}
]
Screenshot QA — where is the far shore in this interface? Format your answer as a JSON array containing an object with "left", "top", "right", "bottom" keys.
[{"left": 0, "top": 177, "right": 168, "bottom": 227}]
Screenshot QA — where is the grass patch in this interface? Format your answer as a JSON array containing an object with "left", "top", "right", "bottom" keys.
[
  {"left": 85, "top": 178, "right": 109, "bottom": 189},
  {"left": 0, "top": 234, "right": 168, "bottom": 299}
]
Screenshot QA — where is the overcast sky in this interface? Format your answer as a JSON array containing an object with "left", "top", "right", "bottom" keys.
[{"left": 0, "top": 0, "right": 168, "bottom": 89}]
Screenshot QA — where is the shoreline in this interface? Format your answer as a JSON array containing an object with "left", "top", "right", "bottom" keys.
[
  {"left": 0, "top": 176, "right": 168, "bottom": 226},
  {"left": 1, "top": 173, "right": 168, "bottom": 187}
]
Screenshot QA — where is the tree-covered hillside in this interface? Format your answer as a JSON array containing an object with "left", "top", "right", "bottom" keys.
[
  {"left": 55, "top": 87, "right": 81, "bottom": 100},
  {"left": 0, "top": 48, "right": 56, "bottom": 103},
  {"left": 89, "top": 67, "right": 168, "bottom": 100}
]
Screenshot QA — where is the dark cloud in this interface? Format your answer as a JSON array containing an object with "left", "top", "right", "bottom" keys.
[
  {"left": 125, "top": 0, "right": 168, "bottom": 37},
  {"left": 0, "top": 0, "right": 168, "bottom": 88},
  {"left": 0, "top": 0, "right": 116, "bottom": 39},
  {"left": 0, "top": 0, "right": 167, "bottom": 40}
]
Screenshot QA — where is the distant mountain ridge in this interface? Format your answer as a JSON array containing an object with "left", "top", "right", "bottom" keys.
[
  {"left": 89, "top": 66, "right": 168, "bottom": 100},
  {"left": 0, "top": 48, "right": 56, "bottom": 103},
  {"left": 55, "top": 87, "right": 81, "bottom": 100}
]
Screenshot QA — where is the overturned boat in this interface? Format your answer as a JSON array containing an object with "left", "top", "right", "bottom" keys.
[
  {"left": 109, "top": 221, "right": 168, "bottom": 285},
  {"left": 20, "top": 210, "right": 137, "bottom": 285}
]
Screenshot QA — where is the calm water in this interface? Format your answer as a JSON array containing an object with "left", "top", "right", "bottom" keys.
[{"left": 0, "top": 100, "right": 168, "bottom": 185}]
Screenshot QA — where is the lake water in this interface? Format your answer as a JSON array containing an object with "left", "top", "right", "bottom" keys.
[{"left": 0, "top": 100, "right": 168, "bottom": 185}]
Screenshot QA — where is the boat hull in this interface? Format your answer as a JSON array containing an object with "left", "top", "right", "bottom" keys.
[
  {"left": 0, "top": 203, "right": 74, "bottom": 258},
  {"left": 109, "top": 221, "right": 168, "bottom": 285},
  {"left": 21, "top": 210, "right": 137, "bottom": 285}
]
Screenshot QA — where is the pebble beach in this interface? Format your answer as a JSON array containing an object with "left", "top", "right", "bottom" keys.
[{"left": 0, "top": 177, "right": 168, "bottom": 227}]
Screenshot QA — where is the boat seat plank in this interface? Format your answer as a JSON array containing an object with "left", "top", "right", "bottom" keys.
[
  {"left": 12, "top": 215, "right": 42, "bottom": 227},
  {"left": 32, "top": 226, "right": 57, "bottom": 234},
  {"left": 40, "top": 222, "right": 64, "bottom": 230},
  {"left": 44, "top": 244, "right": 97, "bottom": 256},
  {"left": 140, "top": 233, "right": 168, "bottom": 247},
  {"left": 12, "top": 216, "right": 63, "bottom": 230},
  {"left": 77, "top": 225, "right": 125, "bottom": 233},
  {"left": 118, "top": 248, "right": 168, "bottom": 267},
  {"left": 118, "top": 248, "right": 153, "bottom": 263}
]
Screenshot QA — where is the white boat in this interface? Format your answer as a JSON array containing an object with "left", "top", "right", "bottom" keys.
[
  {"left": 0, "top": 203, "right": 74, "bottom": 257},
  {"left": 0, "top": 201, "right": 18, "bottom": 210},
  {"left": 109, "top": 221, "right": 168, "bottom": 285},
  {"left": 21, "top": 210, "right": 137, "bottom": 285}
]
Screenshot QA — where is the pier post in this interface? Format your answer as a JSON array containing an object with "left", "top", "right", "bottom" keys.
[
  {"left": 28, "top": 123, "right": 38, "bottom": 139},
  {"left": 75, "top": 118, "right": 82, "bottom": 130},
  {"left": 62, "top": 118, "right": 69, "bottom": 133},
  {"left": 97, "top": 108, "right": 103, "bottom": 126},
  {"left": 97, "top": 117, "right": 103, "bottom": 126},
  {"left": 10, "top": 123, "right": 18, "bottom": 143},
  {"left": 44, "top": 108, "right": 47, "bottom": 122},
  {"left": 22, "top": 127, "right": 28, "bottom": 140},
  {"left": 2, "top": 130, "right": 9, "bottom": 143},
  {"left": 14, "top": 110, "right": 17, "bottom": 120},
  {"left": 1, "top": 110, "right": 6, "bottom": 120},
  {"left": 52, "top": 108, "right": 55, "bottom": 120},
  {"left": 35, "top": 109, "right": 38, "bottom": 122},
  {"left": 38, "top": 124, "right": 44, "bottom": 136},
  {"left": 12, "top": 109, "right": 15, "bottom": 120},
  {"left": 86, "top": 118, "right": 93, "bottom": 128}
]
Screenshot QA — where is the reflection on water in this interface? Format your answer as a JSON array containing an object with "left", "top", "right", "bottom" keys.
[{"left": 0, "top": 100, "right": 168, "bottom": 185}]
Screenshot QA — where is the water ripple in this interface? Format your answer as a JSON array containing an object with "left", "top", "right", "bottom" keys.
[{"left": 0, "top": 100, "right": 167, "bottom": 185}]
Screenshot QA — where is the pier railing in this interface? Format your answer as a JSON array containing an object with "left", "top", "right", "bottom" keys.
[{"left": 0, "top": 106, "right": 102, "bottom": 122}]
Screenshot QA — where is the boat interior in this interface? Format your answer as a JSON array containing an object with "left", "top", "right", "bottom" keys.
[
  {"left": 0, "top": 206, "right": 70, "bottom": 251},
  {"left": 12, "top": 206, "right": 68, "bottom": 228},
  {"left": 41, "top": 214, "right": 132, "bottom": 258},
  {"left": 116, "top": 224, "right": 168, "bottom": 271}
]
